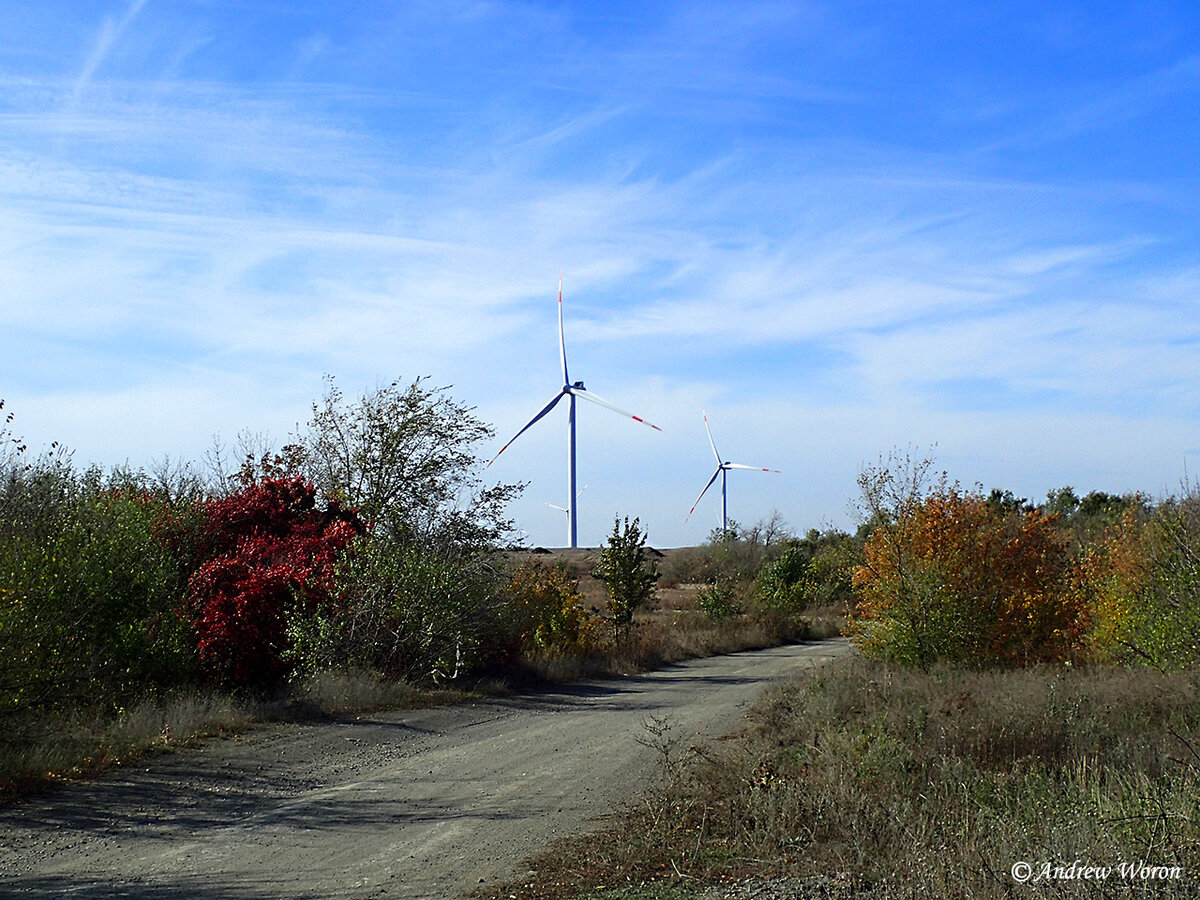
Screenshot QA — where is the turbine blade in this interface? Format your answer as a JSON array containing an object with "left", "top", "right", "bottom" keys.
[
  {"left": 557, "top": 274, "right": 569, "bottom": 387},
  {"left": 486, "top": 391, "right": 566, "bottom": 467},
  {"left": 686, "top": 467, "right": 723, "bottom": 522},
  {"left": 724, "top": 463, "right": 780, "bottom": 472},
  {"left": 545, "top": 502, "right": 568, "bottom": 512},
  {"left": 702, "top": 408, "right": 722, "bottom": 463},
  {"left": 574, "top": 387, "right": 662, "bottom": 430}
]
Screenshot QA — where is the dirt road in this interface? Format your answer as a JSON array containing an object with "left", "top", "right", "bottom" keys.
[{"left": 0, "top": 639, "right": 846, "bottom": 899}]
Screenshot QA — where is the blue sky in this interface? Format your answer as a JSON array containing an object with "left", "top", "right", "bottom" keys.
[{"left": 2, "top": 1, "right": 1198, "bottom": 546}]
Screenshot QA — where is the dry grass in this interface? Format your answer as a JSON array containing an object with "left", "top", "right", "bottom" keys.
[
  {"left": 520, "top": 579, "right": 828, "bottom": 684},
  {"left": 486, "top": 657, "right": 1200, "bottom": 899},
  {"left": 289, "top": 669, "right": 468, "bottom": 715},
  {"left": 0, "top": 672, "right": 472, "bottom": 804},
  {"left": 0, "top": 689, "right": 258, "bottom": 802},
  {"left": 524, "top": 614, "right": 794, "bottom": 683}
]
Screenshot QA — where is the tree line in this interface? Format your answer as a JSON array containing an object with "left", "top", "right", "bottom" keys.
[{"left": 3, "top": 387, "right": 1198, "bottom": 730}]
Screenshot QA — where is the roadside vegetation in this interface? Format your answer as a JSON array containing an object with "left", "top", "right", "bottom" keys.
[
  {"left": 0, "top": 386, "right": 833, "bottom": 801},
  {"left": 488, "top": 450, "right": 1200, "bottom": 899},
  {"left": 491, "top": 658, "right": 1200, "bottom": 899},
  {"left": 9, "top": 379, "right": 1199, "bottom": 897}
]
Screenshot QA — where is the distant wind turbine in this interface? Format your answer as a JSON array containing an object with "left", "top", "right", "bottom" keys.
[
  {"left": 546, "top": 484, "right": 588, "bottom": 519},
  {"left": 488, "top": 277, "right": 661, "bottom": 548},
  {"left": 686, "top": 409, "right": 779, "bottom": 537}
]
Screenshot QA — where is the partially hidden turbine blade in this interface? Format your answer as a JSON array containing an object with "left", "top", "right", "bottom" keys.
[
  {"left": 686, "top": 467, "right": 723, "bottom": 522},
  {"left": 557, "top": 274, "right": 568, "bottom": 387},
  {"left": 574, "top": 386, "right": 662, "bottom": 431},
  {"left": 702, "top": 408, "right": 722, "bottom": 463},
  {"left": 486, "top": 391, "right": 566, "bottom": 467}
]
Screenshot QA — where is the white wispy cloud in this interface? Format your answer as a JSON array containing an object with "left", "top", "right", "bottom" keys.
[
  {"left": 71, "top": 0, "right": 150, "bottom": 104},
  {"left": 1, "top": 1, "right": 1197, "bottom": 545}
]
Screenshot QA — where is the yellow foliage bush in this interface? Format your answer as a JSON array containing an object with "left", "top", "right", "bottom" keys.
[
  {"left": 505, "top": 561, "right": 605, "bottom": 657},
  {"left": 1078, "top": 501, "right": 1200, "bottom": 668}
]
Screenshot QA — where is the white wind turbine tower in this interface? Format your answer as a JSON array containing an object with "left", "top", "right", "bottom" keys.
[
  {"left": 488, "top": 277, "right": 661, "bottom": 548},
  {"left": 686, "top": 409, "right": 779, "bottom": 538}
]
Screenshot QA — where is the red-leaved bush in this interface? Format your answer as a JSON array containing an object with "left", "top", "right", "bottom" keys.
[{"left": 186, "top": 477, "right": 363, "bottom": 687}]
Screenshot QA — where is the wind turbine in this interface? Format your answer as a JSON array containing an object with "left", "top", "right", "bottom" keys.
[
  {"left": 546, "top": 485, "right": 588, "bottom": 519},
  {"left": 686, "top": 409, "right": 778, "bottom": 537},
  {"left": 488, "top": 277, "right": 661, "bottom": 548}
]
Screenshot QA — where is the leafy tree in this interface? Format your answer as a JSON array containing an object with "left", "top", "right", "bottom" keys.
[
  {"left": 755, "top": 544, "right": 812, "bottom": 619},
  {"left": 594, "top": 516, "right": 659, "bottom": 641},
  {"left": 271, "top": 376, "right": 524, "bottom": 683},
  {"left": 1081, "top": 496, "right": 1200, "bottom": 669},
  {"left": 298, "top": 376, "right": 519, "bottom": 552},
  {"left": 1043, "top": 485, "right": 1146, "bottom": 548},
  {"left": 696, "top": 578, "right": 742, "bottom": 621},
  {"left": 986, "top": 488, "right": 1032, "bottom": 515},
  {"left": 1044, "top": 486, "right": 1081, "bottom": 519},
  {"left": 1078, "top": 490, "right": 1132, "bottom": 521},
  {"left": 707, "top": 520, "right": 743, "bottom": 546}
]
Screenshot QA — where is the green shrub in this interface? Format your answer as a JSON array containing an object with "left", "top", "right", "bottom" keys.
[
  {"left": 1082, "top": 496, "right": 1200, "bottom": 669},
  {"left": 307, "top": 537, "right": 509, "bottom": 683},
  {"left": 0, "top": 472, "right": 201, "bottom": 714},
  {"left": 753, "top": 544, "right": 811, "bottom": 620},
  {"left": 594, "top": 516, "right": 659, "bottom": 641},
  {"left": 696, "top": 579, "right": 742, "bottom": 621}
]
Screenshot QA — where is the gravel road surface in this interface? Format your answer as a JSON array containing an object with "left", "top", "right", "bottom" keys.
[{"left": 0, "top": 639, "right": 846, "bottom": 899}]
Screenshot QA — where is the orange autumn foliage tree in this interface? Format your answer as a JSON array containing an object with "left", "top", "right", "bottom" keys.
[{"left": 851, "top": 480, "right": 1089, "bottom": 667}]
